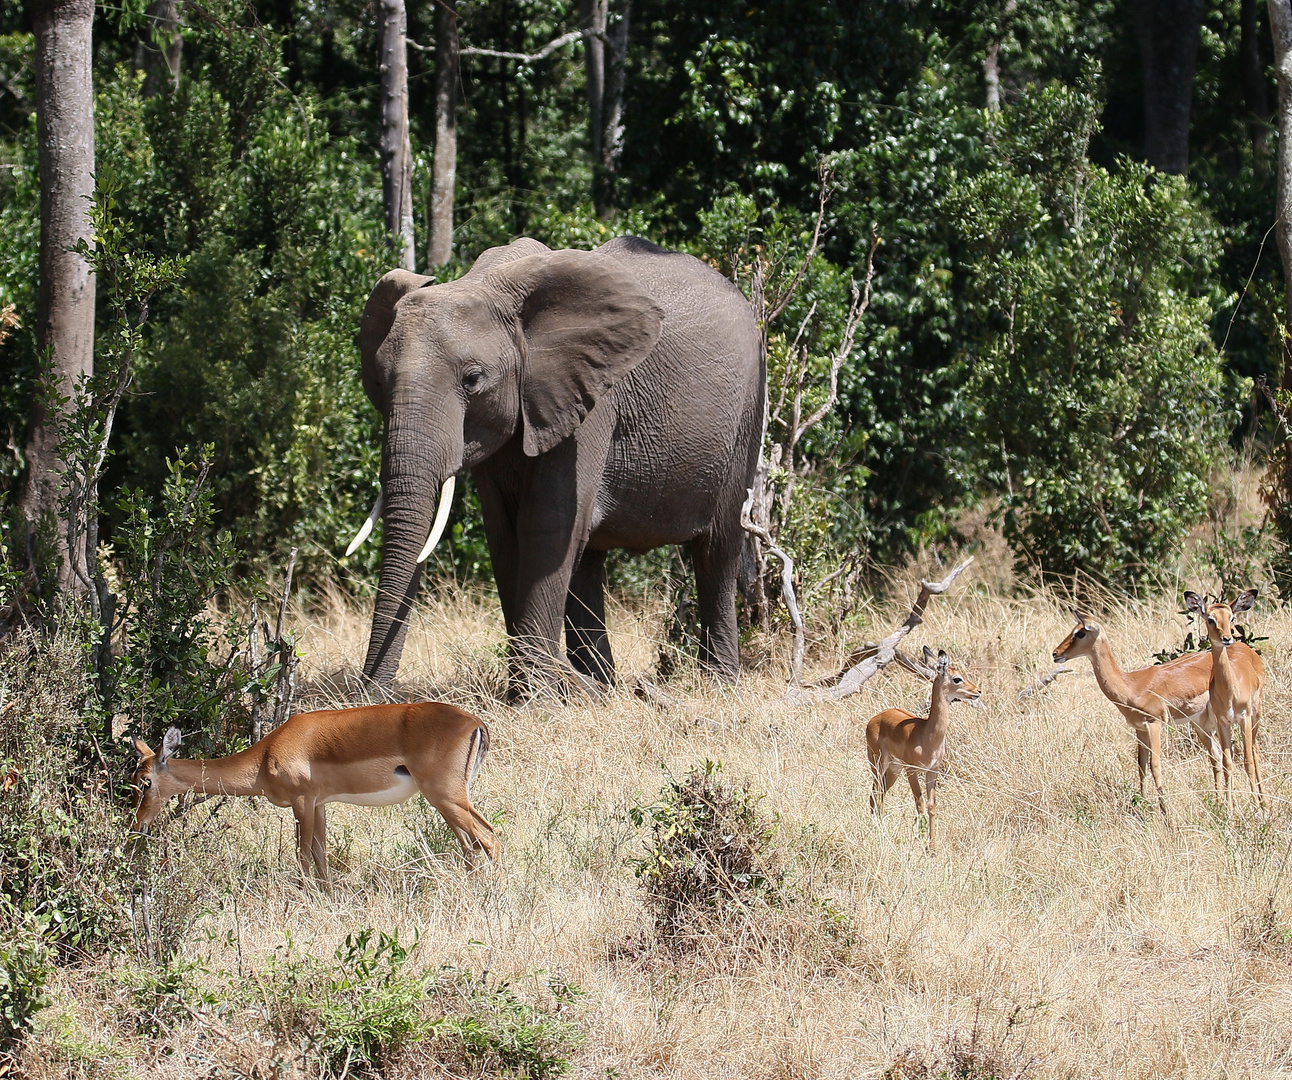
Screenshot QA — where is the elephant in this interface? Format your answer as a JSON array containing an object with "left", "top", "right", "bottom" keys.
[{"left": 349, "top": 235, "right": 764, "bottom": 694}]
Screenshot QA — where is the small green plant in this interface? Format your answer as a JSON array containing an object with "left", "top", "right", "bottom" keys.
[
  {"left": 426, "top": 967, "right": 583, "bottom": 1079},
  {"left": 116, "top": 957, "right": 216, "bottom": 1037},
  {"left": 630, "top": 761, "right": 784, "bottom": 943},
  {"left": 0, "top": 909, "right": 51, "bottom": 1052}
]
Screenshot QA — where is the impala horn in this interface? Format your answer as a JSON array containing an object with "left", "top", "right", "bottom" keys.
[
  {"left": 416, "top": 475, "right": 457, "bottom": 564},
  {"left": 344, "top": 491, "right": 384, "bottom": 557}
]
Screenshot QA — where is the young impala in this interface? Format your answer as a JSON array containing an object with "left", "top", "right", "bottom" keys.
[
  {"left": 1185, "top": 589, "right": 1267, "bottom": 809},
  {"left": 131, "top": 701, "right": 497, "bottom": 886},
  {"left": 865, "top": 646, "right": 981, "bottom": 855}
]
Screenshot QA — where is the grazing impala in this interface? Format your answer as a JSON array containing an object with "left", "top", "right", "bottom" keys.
[
  {"left": 131, "top": 701, "right": 497, "bottom": 885},
  {"left": 865, "top": 646, "right": 981, "bottom": 855},
  {"left": 1185, "top": 589, "right": 1267, "bottom": 809}
]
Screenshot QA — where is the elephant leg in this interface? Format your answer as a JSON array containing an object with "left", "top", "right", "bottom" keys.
[
  {"left": 691, "top": 526, "right": 741, "bottom": 679},
  {"left": 565, "top": 548, "right": 614, "bottom": 685},
  {"left": 474, "top": 468, "right": 520, "bottom": 637}
]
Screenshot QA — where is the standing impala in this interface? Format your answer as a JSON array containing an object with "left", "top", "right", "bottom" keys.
[
  {"left": 1185, "top": 589, "right": 1267, "bottom": 809},
  {"left": 1051, "top": 607, "right": 1255, "bottom": 812},
  {"left": 131, "top": 701, "right": 497, "bottom": 886},
  {"left": 865, "top": 646, "right": 981, "bottom": 855}
]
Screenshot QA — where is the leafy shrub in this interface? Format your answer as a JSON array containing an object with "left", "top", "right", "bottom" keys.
[
  {"left": 0, "top": 909, "right": 51, "bottom": 1052},
  {"left": 630, "top": 760, "right": 784, "bottom": 943}
]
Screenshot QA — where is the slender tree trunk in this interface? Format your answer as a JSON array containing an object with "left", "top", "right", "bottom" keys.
[
  {"left": 579, "top": 0, "right": 606, "bottom": 163},
  {"left": 379, "top": 0, "right": 415, "bottom": 270},
  {"left": 140, "top": 0, "right": 182, "bottom": 97},
  {"left": 21, "top": 0, "right": 96, "bottom": 591},
  {"left": 427, "top": 0, "right": 458, "bottom": 266},
  {"left": 1269, "top": 0, "right": 1292, "bottom": 387},
  {"left": 1134, "top": 0, "right": 1205, "bottom": 174},
  {"left": 1243, "top": 0, "right": 1272, "bottom": 164},
  {"left": 595, "top": 0, "right": 629, "bottom": 217},
  {"left": 983, "top": 0, "right": 1016, "bottom": 111}
]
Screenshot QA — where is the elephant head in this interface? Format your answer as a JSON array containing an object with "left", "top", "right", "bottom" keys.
[{"left": 352, "top": 241, "right": 665, "bottom": 683}]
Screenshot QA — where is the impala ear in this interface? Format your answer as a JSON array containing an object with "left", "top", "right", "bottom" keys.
[
  {"left": 1184, "top": 591, "right": 1206, "bottom": 616},
  {"left": 490, "top": 250, "right": 664, "bottom": 457},
  {"left": 133, "top": 737, "right": 153, "bottom": 759},
  {"left": 1233, "top": 588, "right": 1258, "bottom": 614},
  {"left": 158, "top": 727, "right": 182, "bottom": 766},
  {"left": 922, "top": 645, "right": 936, "bottom": 667},
  {"left": 936, "top": 650, "right": 950, "bottom": 677}
]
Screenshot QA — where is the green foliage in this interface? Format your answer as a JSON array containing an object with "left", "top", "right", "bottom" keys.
[
  {"left": 949, "top": 73, "right": 1228, "bottom": 586},
  {"left": 630, "top": 761, "right": 784, "bottom": 942},
  {"left": 0, "top": 910, "right": 51, "bottom": 1051}
]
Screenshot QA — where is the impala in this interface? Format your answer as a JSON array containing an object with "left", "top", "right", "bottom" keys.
[
  {"left": 865, "top": 646, "right": 981, "bottom": 855},
  {"left": 1051, "top": 607, "right": 1258, "bottom": 812},
  {"left": 131, "top": 701, "right": 497, "bottom": 885},
  {"left": 1185, "top": 589, "right": 1267, "bottom": 809}
]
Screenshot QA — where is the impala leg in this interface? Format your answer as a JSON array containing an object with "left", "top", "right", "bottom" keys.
[
  {"left": 925, "top": 770, "right": 939, "bottom": 856},
  {"left": 292, "top": 797, "right": 317, "bottom": 887},
  {"left": 419, "top": 782, "right": 497, "bottom": 868},
  {"left": 1197, "top": 714, "right": 1225, "bottom": 807},
  {"left": 312, "top": 804, "right": 331, "bottom": 887},
  {"left": 1241, "top": 708, "right": 1267, "bottom": 808},
  {"left": 1146, "top": 722, "right": 1167, "bottom": 815},
  {"left": 906, "top": 767, "right": 926, "bottom": 817},
  {"left": 1218, "top": 718, "right": 1235, "bottom": 813},
  {"left": 1134, "top": 730, "right": 1150, "bottom": 801},
  {"left": 868, "top": 753, "right": 889, "bottom": 815}
]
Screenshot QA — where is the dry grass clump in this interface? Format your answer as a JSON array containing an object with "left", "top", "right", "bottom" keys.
[{"left": 13, "top": 561, "right": 1292, "bottom": 1078}]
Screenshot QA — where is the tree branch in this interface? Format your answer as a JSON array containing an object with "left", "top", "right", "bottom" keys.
[{"left": 741, "top": 489, "right": 805, "bottom": 685}]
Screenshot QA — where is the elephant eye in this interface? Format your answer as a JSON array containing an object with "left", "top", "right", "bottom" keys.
[{"left": 461, "top": 368, "right": 485, "bottom": 393}]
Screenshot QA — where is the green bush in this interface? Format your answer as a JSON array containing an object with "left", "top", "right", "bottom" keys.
[
  {"left": 0, "top": 909, "right": 51, "bottom": 1052},
  {"left": 630, "top": 761, "right": 784, "bottom": 943}
]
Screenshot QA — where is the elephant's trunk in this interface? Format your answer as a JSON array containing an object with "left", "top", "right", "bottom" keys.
[{"left": 362, "top": 410, "right": 462, "bottom": 684}]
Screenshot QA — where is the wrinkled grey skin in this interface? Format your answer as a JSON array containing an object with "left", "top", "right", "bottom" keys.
[{"left": 359, "top": 236, "right": 764, "bottom": 693}]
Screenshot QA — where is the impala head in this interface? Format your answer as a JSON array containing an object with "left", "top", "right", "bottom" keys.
[
  {"left": 1185, "top": 589, "right": 1257, "bottom": 649},
  {"left": 1052, "top": 608, "right": 1102, "bottom": 664},
  {"left": 130, "top": 727, "right": 183, "bottom": 836},
  {"left": 923, "top": 646, "right": 981, "bottom": 703}
]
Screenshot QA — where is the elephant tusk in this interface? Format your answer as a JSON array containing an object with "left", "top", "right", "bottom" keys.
[
  {"left": 416, "top": 475, "right": 457, "bottom": 564},
  {"left": 344, "top": 492, "right": 384, "bottom": 557}
]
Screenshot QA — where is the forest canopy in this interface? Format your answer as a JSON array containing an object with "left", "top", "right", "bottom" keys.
[{"left": 0, "top": 0, "right": 1281, "bottom": 594}]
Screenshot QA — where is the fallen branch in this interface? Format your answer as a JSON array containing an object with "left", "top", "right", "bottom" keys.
[
  {"left": 1017, "top": 665, "right": 1074, "bottom": 701},
  {"left": 633, "top": 674, "right": 680, "bottom": 711},
  {"left": 795, "top": 557, "right": 974, "bottom": 702}
]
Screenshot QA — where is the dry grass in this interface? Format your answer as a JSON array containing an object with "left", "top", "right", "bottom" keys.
[{"left": 22, "top": 567, "right": 1292, "bottom": 1079}]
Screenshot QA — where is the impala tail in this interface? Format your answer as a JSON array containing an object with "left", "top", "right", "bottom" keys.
[{"left": 466, "top": 724, "right": 490, "bottom": 792}]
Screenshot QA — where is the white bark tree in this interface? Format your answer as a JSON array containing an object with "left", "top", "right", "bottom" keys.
[
  {"left": 1268, "top": 0, "right": 1292, "bottom": 384},
  {"left": 379, "top": 0, "right": 415, "bottom": 270}
]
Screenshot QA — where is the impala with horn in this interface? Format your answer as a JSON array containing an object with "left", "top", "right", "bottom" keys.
[{"left": 130, "top": 701, "right": 496, "bottom": 886}]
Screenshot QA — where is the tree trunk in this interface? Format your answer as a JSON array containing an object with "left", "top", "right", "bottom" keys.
[
  {"left": 594, "top": 0, "right": 629, "bottom": 217},
  {"left": 378, "top": 0, "right": 415, "bottom": 271},
  {"left": 21, "top": 0, "right": 96, "bottom": 591},
  {"left": 579, "top": 0, "right": 606, "bottom": 163},
  {"left": 1134, "top": 0, "right": 1205, "bottom": 174},
  {"left": 1269, "top": 0, "right": 1292, "bottom": 387},
  {"left": 140, "top": 0, "right": 182, "bottom": 97},
  {"left": 1243, "top": 0, "right": 1272, "bottom": 163},
  {"left": 983, "top": 0, "right": 1016, "bottom": 111},
  {"left": 427, "top": 0, "right": 457, "bottom": 267}
]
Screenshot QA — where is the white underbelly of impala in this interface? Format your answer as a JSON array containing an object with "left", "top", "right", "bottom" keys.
[{"left": 323, "top": 769, "right": 419, "bottom": 806}]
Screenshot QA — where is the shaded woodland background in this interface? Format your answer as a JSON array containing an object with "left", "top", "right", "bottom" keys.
[{"left": 1, "top": 0, "right": 1286, "bottom": 601}]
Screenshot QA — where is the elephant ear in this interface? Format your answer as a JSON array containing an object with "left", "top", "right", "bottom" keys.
[
  {"left": 358, "top": 269, "right": 432, "bottom": 402},
  {"left": 464, "top": 237, "right": 550, "bottom": 278},
  {"left": 490, "top": 250, "right": 664, "bottom": 457}
]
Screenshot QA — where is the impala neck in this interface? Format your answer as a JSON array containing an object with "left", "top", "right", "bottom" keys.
[
  {"left": 927, "top": 677, "right": 953, "bottom": 740},
  {"left": 163, "top": 749, "right": 263, "bottom": 798},
  {"left": 1209, "top": 637, "right": 1237, "bottom": 699},
  {"left": 1086, "top": 633, "right": 1136, "bottom": 707}
]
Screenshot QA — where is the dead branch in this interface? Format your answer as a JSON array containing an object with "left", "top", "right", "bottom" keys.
[
  {"left": 458, "top": 29, "right": 583, "bottom": 62},
  {"left": 633, "top": 674, "right": 680, "bottom": 711},
  {"left": 1017, "top": 665, "right": 1074, "bottom": 701},
  {"left": 740, "top": 489, "right": 805, "bottom": 685},
  {"left": 791, "top": 557, "right": 975, "bottom": 702}
]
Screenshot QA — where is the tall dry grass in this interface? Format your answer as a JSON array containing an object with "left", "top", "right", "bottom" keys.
[{"left": 23, "top": 563, "right": 1292, "bottom": 1079}]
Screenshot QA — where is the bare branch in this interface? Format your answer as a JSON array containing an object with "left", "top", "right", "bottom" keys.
[
  {"left": 790, "top": 557, "right": 975, "bottom": 702},
  {"left": 1017, "top": 665, "right": 1074, "bottom": 701},
  {"left": 766, "top": 161, "right": 835, "bottom": 322},
  {"left": 741, "top": 488, "right": 805, "bottom": 685},
  {"left": 458, "top": 29, "right": 584, "bottom": 62}
]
